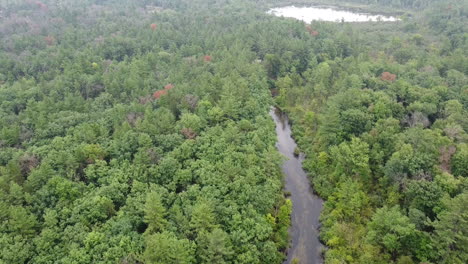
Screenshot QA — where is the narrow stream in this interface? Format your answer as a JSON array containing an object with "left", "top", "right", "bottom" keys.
[{"left": 270, "top": 107, "right": 324, "bottom": 264}]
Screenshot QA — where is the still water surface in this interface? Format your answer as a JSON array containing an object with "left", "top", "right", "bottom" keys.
[
  {"left": 268, "top": 5, "right": 399, "bottom": 22},
  {"left": 271, "top": 108, "right": 324, "bottom": 264}
]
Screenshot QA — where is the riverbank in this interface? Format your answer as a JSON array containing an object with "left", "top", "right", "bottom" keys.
[{"left": 271, "top": 107, "right": 324, "bottom": 264}]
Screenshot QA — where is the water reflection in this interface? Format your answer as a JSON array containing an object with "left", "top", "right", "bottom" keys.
[
  {"left": 270, "top": 107, "right": 324, "bottom": 264},
  {"left": 268, "top": 5, "right": 399, "bottom": 22}
]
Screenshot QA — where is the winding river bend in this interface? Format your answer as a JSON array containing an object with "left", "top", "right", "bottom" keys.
[{"left": 270, "top": 108, "right": 324, "bottom": 264}]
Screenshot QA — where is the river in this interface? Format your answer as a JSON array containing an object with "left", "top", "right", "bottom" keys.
[{"left": 270, "top": 108, "right": 324, "bottom": 264}]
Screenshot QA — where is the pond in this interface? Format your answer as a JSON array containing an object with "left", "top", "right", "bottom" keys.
[{"left": 267, "top": 5, "right": 399, "bottom": 23}]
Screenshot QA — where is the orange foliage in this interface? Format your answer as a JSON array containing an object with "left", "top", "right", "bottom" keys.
[
  {"left": 203, "top": 55, "right": 212, "bottom": 62},
  {"left": 153, "top": 90, "right": 167, "bottom": 99},
  {"left": 164, "top": 83, "right": 174, "bottom": 90},
  {"left": 153, "top": 84, "right": 174, "bottom": 99},
  {"left": 381, "top": 72, "right": 396, "bottom": 82},
  {"left": 150, "top": 23, "right": 157, "bottom": 31}
]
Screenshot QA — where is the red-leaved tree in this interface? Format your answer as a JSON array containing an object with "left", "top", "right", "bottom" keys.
[
  {"left": 203, "top": 55, "right": 212, "bottom": 62},
  {"left": 153, "top": 84, "right": 174, "bottom": 99},
  {"left": 381, "top": 72, "right": 396, "bottom": 82},
  {"left": 164, "top": 83, "right": 174, "bottom": 90},
  {"left": 153, "top": 90, "right": 167, "bottom": 99}
]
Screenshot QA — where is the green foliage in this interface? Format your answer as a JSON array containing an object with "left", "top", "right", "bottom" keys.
[
  {"left": 144, "top": 231, "right": 195, "bottom": 264},
  {"left": 273, "top": 0, "right": 467, "bottom": 263},
  {"left": 0, "top": 0, "right": 466, "bottom": 263},
  {"left": 330, "top": 138, "right": 371, "bottom": 183},
  {"left": 278, "top": 199, "right": 292, "bottom": 227},
  {"left": 190, "top": 201, "right": 217, "bottom": 235},
  {"left": 432, "top": 192, "right": 468, "bottom": 264},
  {"left": 196, "top": 228, "right": 233, "bottom": 264},
  {"left": 144, "top": 192, "right": 168, "bottom": 234},
  {"left": 0, "top": 1, "right": 288, "bottom": 262},
  {"left": 452, "top": 144, "right": 468, "bottom": 177},
  {"left": 366, "top": 206, "right": 416, "bottom": 259}
]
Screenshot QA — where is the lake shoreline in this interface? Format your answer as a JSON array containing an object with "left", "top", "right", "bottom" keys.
[
  {"left": 268, "top": 5, "right": 400, "bottom": 23},
  {"left": 264, "top": 0, "right": 409, "bottom": 17}
]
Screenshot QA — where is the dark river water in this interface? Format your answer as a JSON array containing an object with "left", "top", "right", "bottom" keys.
[{"left": 270, "top": 108, "right": 324, "bottom": 264}]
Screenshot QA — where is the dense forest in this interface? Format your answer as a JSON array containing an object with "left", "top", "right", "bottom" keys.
[
  {"left": 0, "top": 1, "right": 291, "bottom": 263},
  {"left": 0, "top": 0, "right": 466, "bottom": 263},
  {"left": 270, "top": 0, "right": 467, "bottom": 263}
]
